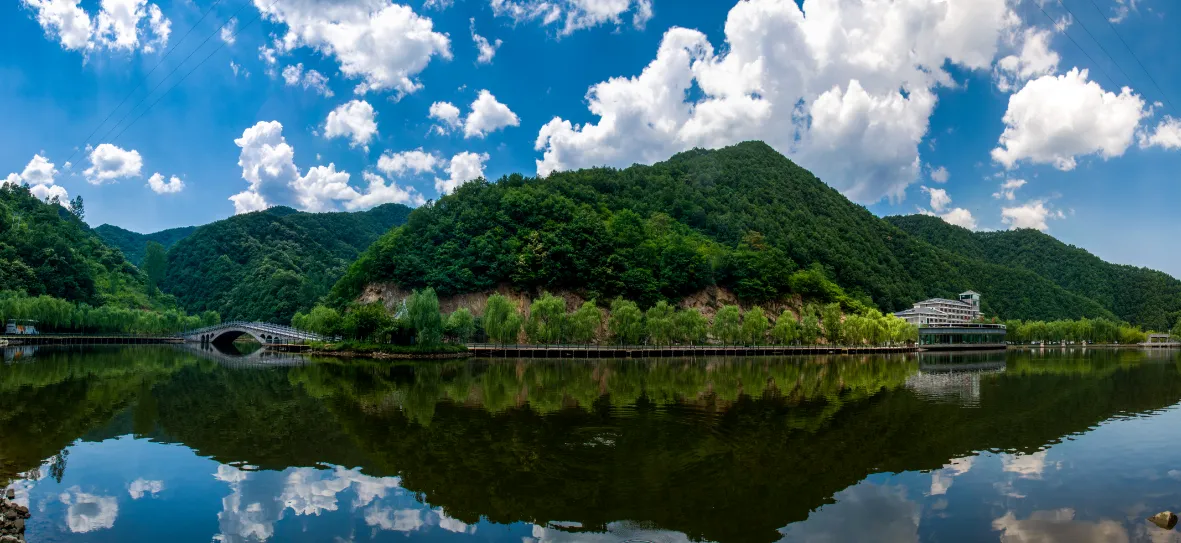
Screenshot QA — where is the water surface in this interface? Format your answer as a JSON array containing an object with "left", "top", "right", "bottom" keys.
[{"left": 3, "top": 345, "right": 1181, "bottom": 542}]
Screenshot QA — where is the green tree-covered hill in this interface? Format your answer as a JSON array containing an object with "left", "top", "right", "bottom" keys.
[
  {"left": 162, "top": 203, "right": 412, "bottom": 323},
  {"left": 0, "top": 184, "right": 157, "bottom": 307},
  {"left": 886, "top": 214, "right": 1181, "bottom": 330},
  {"left": 332, "top": 141, "right": 1125, "bottom": 322},
  {"left": 95, "top": 224, "right": 197, "bottom": 266}
]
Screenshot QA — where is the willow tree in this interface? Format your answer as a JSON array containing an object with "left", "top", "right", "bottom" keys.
[
  {"left": 673, "top": 308, "right": 708, "bottom": 345},
  {"left": 568, "top": 301, "right": 602, "bottom": 344},
  {"left": 446, "top": 308, "right": 475, "bottom": 343},
  {"left": 712, "top": 305, "right": 742, "bottom": 345},
  {"left": 771, "top": 310, "right": 800, "bottom": 345},
  {"left": 645, "top": 301, "right": 676, "bottom": 345},
  {"left": 407, "top": 288, "right": 443, "bottom": 346},
  {"left": 484, "top": 294, "right": 522, "bottom": 345},
  {"left": 526, "top": 293, "right": 567, "bottom": 344},
  {"left": 608, "top": 298, "right": 644, "bottom": 345},
  {"left": 821, "top": 303, "right": 843, "bottom": 345},
  {"left": 742, "top": 306, "right": 769, "bottom": 345}
]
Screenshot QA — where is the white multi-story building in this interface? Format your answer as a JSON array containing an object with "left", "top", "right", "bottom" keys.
[{"left": 894, "top": 291, "right": 982, "bottom": 326}]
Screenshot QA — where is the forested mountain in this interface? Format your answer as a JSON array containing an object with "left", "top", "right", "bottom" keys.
[
  {"left": 886, "top": 214, "right": 1181, "bottom": 330},
  {"left": 95, "top": 224, "right": 197, "bottom": 266},
  {"left": 0, "top": 184, "right": 156, "bottom": 307},
  {"left": 162, "top": 203, "right": 412, "bottom": 323},
  {"left": 332, "top": 142, "right": 1121, "bottom": 323}
]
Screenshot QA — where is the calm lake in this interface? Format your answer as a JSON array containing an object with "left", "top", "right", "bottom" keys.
[{"left": 3, "top": 346, "right": 1181, "bottom": 542}]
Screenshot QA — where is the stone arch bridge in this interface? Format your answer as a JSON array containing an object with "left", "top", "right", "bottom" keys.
[{"left": 181, "top": 321, "right": 324, "bottom": 345}]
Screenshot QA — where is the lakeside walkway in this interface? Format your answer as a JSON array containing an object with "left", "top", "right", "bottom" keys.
[
  {"left": 466, "top": 344, "right": 917, "bottom": 358},
  {"left": 1, "top": 335, "right": 183, "bottom": 346}
]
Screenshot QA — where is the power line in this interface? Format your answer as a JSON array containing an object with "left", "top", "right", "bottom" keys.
[
  {"left": 1033, "top": 2, "right": 1117, "bottom": 89},
  {"left": 1084, "top": 0, "right": 1178, "bottom": 112},
  {"left": 1053, "top": 0, "right": 1137, "bottom": 88},
  {"left": 66, "top": 0, "right": 228, "bottom": 165},
  {"left": 110, "top": 0, "right": 280, "bottom": 145},
  {"left": 94, "top": 0, "right": 254, "bottom": 151}
]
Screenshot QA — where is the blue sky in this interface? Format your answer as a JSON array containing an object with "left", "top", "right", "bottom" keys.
[{"left": 4, "top": 0, "right": 1181, "bottom": 278}]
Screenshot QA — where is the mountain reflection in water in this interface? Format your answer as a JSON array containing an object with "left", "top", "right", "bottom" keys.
[{"left": 3, "top": 346, "right": 1181, "bottom": 542}]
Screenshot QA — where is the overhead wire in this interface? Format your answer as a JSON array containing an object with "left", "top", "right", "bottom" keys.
[
  {"left": 1083, "top": 0, "right": 1178, "bottom": 112},
  {"left": 66, "top": 0, "right": 229, "bottom": 165},
  {"left": 109, "top": 0, "right": 280, "bottom": 145},
  {"left": 1032, "top": 2, "right": 1117, "bottom": 89},
  {"left": 94, "top": 0, "right": 256, "bottom": 149}
]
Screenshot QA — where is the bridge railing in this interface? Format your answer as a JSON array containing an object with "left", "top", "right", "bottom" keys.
[{"left": 179, "top": 321, "right": 324, "bottom": 342}]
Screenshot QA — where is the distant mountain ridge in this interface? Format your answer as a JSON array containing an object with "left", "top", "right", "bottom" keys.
[
  {"left": 95, "top": 224, "right": 198, "bottom": 266},
  {"left": 885, "top": 214, "right": 1181, "bottom": 330},
  {"left": 331, "top": 141, "right": 1157, "bottom": 325},
  {"left": 161, "top": 203, "right": 413, "bottom": 323}
]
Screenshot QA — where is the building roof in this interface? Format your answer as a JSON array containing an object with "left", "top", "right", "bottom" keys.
[
  {"left": 895, "top": 307, "right": 950, "bottom": 317},
  {"left": 960, "top": 290, "right": 981, "bottom": 296},
  {"left": 919, "top": 298, "right": 973, "bottom": 307}
]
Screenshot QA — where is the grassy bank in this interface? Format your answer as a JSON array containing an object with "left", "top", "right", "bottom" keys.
[{"left": 303, "top": 340, "right": 470, "bottom": 360}]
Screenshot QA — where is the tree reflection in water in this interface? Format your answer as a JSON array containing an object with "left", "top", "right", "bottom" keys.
[{"left": 1, "top": 347, "right": 1180, "bottom": 542}]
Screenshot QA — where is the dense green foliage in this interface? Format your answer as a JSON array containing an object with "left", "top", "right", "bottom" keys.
[
  {"left": 332, "top": 142, "right": 1120, "bottom": 322},
  {"left": 1002, "top": 317, "right": 1148, "bottom": 344},
  {"left": 0, "top": 291, "right": 218, "bottom": 334},
  {"left": 888, "top": 214, "right": 1181, "bottom": 330},
  {"left": 296, "top": 293, "right": 916, "bottom": 347},
  {"left": 0, "top": 184, "right": 157, "bottom": 307},
  {"left": 162, "top": 203, "right": 411, "bottom": 323},
  {"left": 94, "top": 223, "right": 197, "bottom": 266}
]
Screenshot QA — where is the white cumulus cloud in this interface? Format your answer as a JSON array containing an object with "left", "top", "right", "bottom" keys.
[
  {"left": 84, "top": 143, "right": 143, "bottom": 184},
  {"left": 929, "top": 165, "right": 949, "bottom": 183},
  {"left": 22, "top": 0, "right": 172, "bottom": 54},
  {"left": 231, "top": 120, "right": 421, "bottom": 214},
  {"left": 992, "top": 68, "right": 1147, "bottom": 171},
  {"left": 533, "top": 0, "right": 1017, "bottom": 204},
  {"left": 253, "top": 0, "right": 450, "bottom": 96},
  {"left": 3, "top": 154, "right": 71, "bottom": 204},
  {"left": 220, "top": 17, "right": 237, "bottom": 44},
  {"left": 435, "top": 151, "right": 489, "bottom": 195},
  {"left": 470, "top": 18, "right": 501, "bottom": 64},
  {"left": 1139, "top": 116, "right": 1181, "bottom": 150},
  {"left": 429, "top": 101, "right": 462, "bottom": 134},
  {"left": 1002, "top": 200, "right": 1063, "bottom": 231},
  {"left": 464, "top": 90, "right": 519, "bottom": 138},
  {"left": 919, "top": 185, "right": 976, "bottom": 230},
  {"left": 147, "top": 172, "right": 185, "bottom": 193},
  {"left": 992, "top": 178, "right": 1026, "bottom": 200},
  {"left": 378, "top": 149, "right": 441, "bottom": 175},
  {"left": 281, "top": 63, "right": 333, "bottom": 97},
  {"left": 490, "top": 0, "right": 652, "bottom": 35},
  {"left": 325, "top": 99, "right": 378, "bottom": 149},
  {"left": 994, "top": 26, "right": 1059, "bottom": 93}
]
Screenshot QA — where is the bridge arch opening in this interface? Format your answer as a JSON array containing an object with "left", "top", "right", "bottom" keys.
[{"left": 210, "top": 329, "right": 267, "bottom": 347}]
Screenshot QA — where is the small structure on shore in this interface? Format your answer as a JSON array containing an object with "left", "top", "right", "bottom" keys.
[
  {"left": 918, "top": 323, "right": 1007, "bottom": 351},
  {"left": 1143, "top": 334, "right": 1181, "bottom": 348}
]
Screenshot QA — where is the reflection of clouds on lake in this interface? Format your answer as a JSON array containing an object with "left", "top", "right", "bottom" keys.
[
  {"left": 213, "top": 463, "right": 404, "bottom": 542},
  {"left": 59, "top": 486, "right": 119, "bottom": 533},
  {"left": 1002, "top": 450, "right": 1058, "bottom": 479},
  {"left": 930, "top": 456, "right": 974, "bottom": 496},
  {"left": 991, "top": 509, "right": 1129, "bottom": 542},
  {"left": 435, "top": 508, "right": 475, "bottom": 534},
  {"left": 280, "top": 466, "right": 401, "bottom": 515},
  {"left": 128, "top": 478, "right": 164, "bottom": 499},
  {"left": 778, "top": 482, "right": 920, "bottom": 542},
  {"left": 525, "top": 521, "right": 694, "bottom": 542},
  {"left": 364, "top": 506, "right": 423, "bottom": 532}
]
